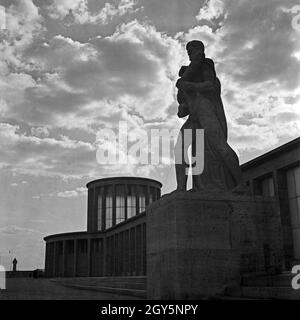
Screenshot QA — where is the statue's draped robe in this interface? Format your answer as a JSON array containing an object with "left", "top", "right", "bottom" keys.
[{"left": 177, "top": 58, "right": 241, "bottom": 190}]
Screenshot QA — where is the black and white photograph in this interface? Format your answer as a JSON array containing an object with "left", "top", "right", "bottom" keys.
[{"left": 0, "top": 0, "right": 300, "bottom": 308}]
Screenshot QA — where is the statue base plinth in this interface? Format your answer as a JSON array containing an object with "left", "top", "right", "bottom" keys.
[{"left": 146, "top": 191, "right": 284, "bottom": 299}]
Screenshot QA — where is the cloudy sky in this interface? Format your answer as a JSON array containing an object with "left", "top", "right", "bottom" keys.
[{"left": 0, "top": 0, "right": 299, "bottom": 269}]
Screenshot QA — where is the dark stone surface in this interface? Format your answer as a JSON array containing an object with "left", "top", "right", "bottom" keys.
[
  {"left": 146, "top": 192, "right": 284, "bottom": 299},
  {"left": 241, "top": 138, "right": 300, "bottom": 268}
]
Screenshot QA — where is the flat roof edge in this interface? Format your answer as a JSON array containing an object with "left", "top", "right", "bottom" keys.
[
  {"left": 86, "top": 176, "right": 162, "bottom": 188},
  {"left": 44, "top": 231, "right": 88, "bottom": 241},
  {"left": 241, "top": 137, "right": 300, "bottom": 169}
]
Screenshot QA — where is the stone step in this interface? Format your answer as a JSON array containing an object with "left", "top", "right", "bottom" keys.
[
  {"left": 70, "top": 280, "right": 145, "bottom": 290},
  {"left": 63, "top": 277, "right": 146, "bottom": 287},
  {"left": 226, "top": 286, "right": 300, "bottom": 300},
  {"left": 72, "top": 276, "right": 147, "bottom": 283},
  {"left": 52, "top": 276, "right": 147, "bottom": 298},
  {"left": 242, "top": 273, "right": 294, "bottom": 287},
  {"left": 60, "top": 282, "right": 146, "bottom": 298}
]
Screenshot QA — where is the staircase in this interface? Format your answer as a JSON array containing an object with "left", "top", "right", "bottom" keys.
[
  {"left": 52, "top": 276, "right": 146, "bottom": 298},
  {"left": 53, "top": 273, "right": 300, "bottom": 300},
  {"left": 226, "top": 272, "right": 300, "bottom": 299}
]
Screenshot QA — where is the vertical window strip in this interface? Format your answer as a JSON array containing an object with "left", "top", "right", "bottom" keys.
[
  {"left": 116, "top": 185, "right": 125, "bottom": 224},
  {"left": 106, "top": 186, "right": 113, "bottom": 229},
  {"left": 127, "top": 185, "right": 136, "bottom": 219},
  {"left": 97, "top": 192, "right": 102, "bottom": 231}
]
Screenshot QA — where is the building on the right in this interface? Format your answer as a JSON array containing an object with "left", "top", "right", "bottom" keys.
[{"left": 241, "top": 137, "right": 300, "bottom": 269}]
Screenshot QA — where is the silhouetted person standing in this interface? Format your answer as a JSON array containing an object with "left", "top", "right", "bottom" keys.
[{"left": 12, "top": 258, "right": 17, "bottom": 272}]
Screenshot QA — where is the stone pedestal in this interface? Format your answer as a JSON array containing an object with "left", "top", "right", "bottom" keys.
[{"left": 146, "top": 191, "right": 284, "bottom": 299}]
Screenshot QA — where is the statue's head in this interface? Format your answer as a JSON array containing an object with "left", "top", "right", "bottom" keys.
[{"left": 186, "top": 40, "right": 205, "bottom": 62}]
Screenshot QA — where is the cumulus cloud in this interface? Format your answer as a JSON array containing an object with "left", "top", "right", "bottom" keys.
[
  {"left": 193, "top": 0, "right": 300, "bottom": 89},
  {"left": 31, "top": 126, "right": 50, "bottom": 138},
  {"left": 0, "top": 0, "right": 298, "bottom": 178},
  {"left": 47, "top": 0, "right": 89, "bottom": 21},
  {"left": 46, "top": 0, "right": 139, "bottom": 24},
  {"left": 9, "top": 180, "right": 28, "bottom": 187},
  {"left": 176, "top": 0, "right": 300, "bottom": 160},
  {"left": 0, "top": 0, "right": 44, "bottom": 74},
  {"left": 0, "top": 225, "right": 42, "bottom": 235},
  {"left": 55, "top": 20, "right": 183, "bottom": 123},
  {"left": 1, "top": 20, "right": 184, "bottom": 132},
  {"left": 4, "top": 0, "right": 43, "bottom": 44},
  {"left": 0, "top": 123, "right": 96, "bottom": 178},
  {"left": 57, "top": 186, "right": 87, "bottom": 198},
  {"left": 197, "top": 0, "right": 225, "bottom": 22}
]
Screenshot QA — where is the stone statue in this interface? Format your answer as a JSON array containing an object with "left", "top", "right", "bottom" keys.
[{"left": 174, "top": 40, "right": 242, "bottom": 192}]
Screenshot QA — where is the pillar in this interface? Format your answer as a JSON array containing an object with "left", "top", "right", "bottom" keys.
[
  {"left": 73, "top": 239, "right": 77, "bottom": 277},
  {"left": 124, "top": 184, "right": 128, "bottom": 220},
  {"left": 140, "top": 224, "right": 144, "bottom": 276},
  {"left": 103, "top": 236, "right": 107, "bottom": 276},
  {"left": 136, "top": 184, "right": 140, "bottom": 215},
  {"left": 249, "top": 179, "right": 254, "bottom": 195},
  {"left": 145, "top": 185, "right": 150, "bottom": 207},
  {"left": 45, "top": 243, "right": 49, "bottom": 277},
  {"left": 87, "top": 238, "right": 91, "bottom": 277},
  {"left": 128, "top": 229, "right": 131, "bottom": 276},
  {"left": 53, "top": 242, "right": 57, "bottom": 277},
  {"left": 62, "top": 240, "right": 66, "bottom": 277},
  {"left": 112, "top": 184, "right": 116, "bottom": 226},
  {"left": 275, "top": 169, "right": 294, "bottom": 269}
]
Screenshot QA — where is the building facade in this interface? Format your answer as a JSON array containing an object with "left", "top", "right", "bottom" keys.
[
  {"left": 44, "top": 177, "right": 162, "bottom": 278},
  {"left": 241, "top": 137, "right": 300, "bottom": 268},
  {"left": 44, "top": 138, "right": 300, "bottom": 277}
]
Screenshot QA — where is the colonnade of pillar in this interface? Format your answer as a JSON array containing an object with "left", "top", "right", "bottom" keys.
[{"left": 45, "top": 222, "right": 146, "bottom": 278}]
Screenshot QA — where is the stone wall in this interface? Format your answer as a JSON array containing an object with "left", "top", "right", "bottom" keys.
[{"left": 146, "top": 191, "right": 284, "bottom": 299}]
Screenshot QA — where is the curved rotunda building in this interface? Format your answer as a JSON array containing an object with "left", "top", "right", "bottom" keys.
[{"left": 44, "top": 177, "right": 162, "bottom": 278}]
